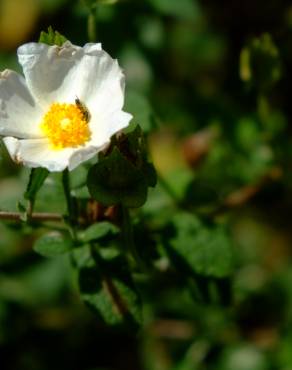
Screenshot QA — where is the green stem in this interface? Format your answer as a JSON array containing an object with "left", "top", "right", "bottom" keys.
[
  {"left": 27, "top": 199, "right": 34, "bottom": 218},
  {"left": 122, "top": 206, "right": 145, "bottom": 270},
  {"left": 62, "top": 169, "right": 72, "bottom": 216},
  {"left": 87, "top": 6, "right": 97, "bottom": 42},
  {"left": 62, "top": 169, "right": 77, "bottom": 240}
]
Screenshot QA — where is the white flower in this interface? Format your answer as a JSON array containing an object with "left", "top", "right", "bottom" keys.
[{"left": 0, "top": 41, "right": 132, "bottom": 171}]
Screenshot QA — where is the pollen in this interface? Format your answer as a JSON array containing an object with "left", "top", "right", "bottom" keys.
[{"left": 40, "top": 102, "right": 91, "bottom": 150}]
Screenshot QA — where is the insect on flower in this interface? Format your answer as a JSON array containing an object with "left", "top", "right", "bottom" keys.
[
  {"left": 75, "top": 96, "right": 91, "bottom": 122},
  {"left": 0, "top": 41, "right": 132, "bottom": 172}
]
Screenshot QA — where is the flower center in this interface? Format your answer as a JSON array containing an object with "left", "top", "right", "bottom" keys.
[{"left": 40, "top": 102, "right": 91, "bottom": 150}]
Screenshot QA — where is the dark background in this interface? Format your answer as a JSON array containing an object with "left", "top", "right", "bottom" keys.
[{"left": 1, "top": 0, "right": 292, "bottom": 369}]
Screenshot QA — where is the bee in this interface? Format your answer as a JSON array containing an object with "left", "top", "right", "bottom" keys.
[{"left": 75, "top": 96, "right": 91, "bottom": 122}]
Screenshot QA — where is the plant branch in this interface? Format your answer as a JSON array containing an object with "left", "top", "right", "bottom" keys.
[
  {"left": 62, "top": 169, "right": 78, "bottom": 240},
  {"left": 122, "top": 205, "right": 147, "bottom": 270},
  {"left": 62, "top": 169, "right": 74, "bottom": 221},
  {"left": 0, "top": 211, "right": 62, "bottom": 222}
]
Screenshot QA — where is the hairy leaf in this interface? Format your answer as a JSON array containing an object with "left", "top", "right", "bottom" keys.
[
  {"left": 87, "top": 148, "right": 148, "bottom": 207},
  {"left": 79, "top": 253, "right": 142, "bottom": 328},
  {"left": 168, "top": 213, "right": 234, "bottom": 278}
]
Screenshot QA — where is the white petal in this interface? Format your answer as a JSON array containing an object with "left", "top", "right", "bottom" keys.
[
  {"left": 3, "top": 137, "right": 20, "bottom": 161},
  {"left": 17, "top": 42, "right": 126, "bottom": 115},
  {"left": 76, "top": 53, "right": 125, "bottom": 115},
  {"left": 3, "top": 137, "right": 73, "bottom": 171},
  {"left": 17, "top": 42, "right": 83, "bottom": 109},
  {"left": 0, "top": 70, "right": 43, "bottom": 138},
  {"left": 83, "top": 43, "right": 102, "bottom": 54},
  {"left": 3, "top": 136, "right": 105, "bottom": 172},
  {"left": 89, "top": 110, "right": 133, "bottom": 147},
  {"left": 106, "top": 110, "right": 133, "bottom": 135},
  {"left": 68, "top": 145, "right": 104, "bottom": 171}
]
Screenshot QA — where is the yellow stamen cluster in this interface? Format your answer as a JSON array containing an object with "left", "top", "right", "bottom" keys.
[{"left": 40, "top": 102, "right": 91, "bottom": 150}]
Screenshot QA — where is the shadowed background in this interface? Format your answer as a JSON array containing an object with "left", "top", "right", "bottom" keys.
[{"left": 1, "top": 0, "right": 292, "bottom": 369}]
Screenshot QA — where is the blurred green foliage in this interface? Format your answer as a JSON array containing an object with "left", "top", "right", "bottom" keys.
[{"left": 1, "top": 0, "right": 292, "bottom": 370}]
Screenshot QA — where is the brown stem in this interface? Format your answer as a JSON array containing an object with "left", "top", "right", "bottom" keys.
[{"left": 0, "top": 211, "right": 63, "bottom": 222}]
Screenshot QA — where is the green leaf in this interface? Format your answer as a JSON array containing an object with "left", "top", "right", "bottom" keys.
[
  {"left": 17, "top": 201, "right": 28, "bottom": 221},
  {"left": 142, "top": 162, "right": 157, "bottom": 188},
  {"left": 79, "top": 253, "right": 142, "bottom": 328},
  {"left": 167, "top": 213, "right": 234, "bottom": 278},
  {"left": 120, "top": 125, "right": 147, "bottom": 165},
  {"left": 39, "top": 26, "right": 67, "bottom": 46},
  {"left": 81, "top": 221, "right": 120, "bottom": 243},
  {"left": 17, "top": 201, "right": 26, "bottom": 214},
  {"left": 117, "top": 125, "right": 157, "bottom": 188},
  {"left": 87, "top": 148, "right": 148, "bottom": 208},
  {"left": 24, "top": 168, "right": 49, "bottom": 201},
  {"left": 33, "top": 231, "right": 72, "bottom": 258}
]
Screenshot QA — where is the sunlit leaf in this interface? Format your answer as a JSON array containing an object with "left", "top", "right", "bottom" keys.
[
  {"left": 33, "top": 231, "right": 72, "bottom": 257},
  {"left": 39, "top": 26, "right": 67, "bottom": 46},
  {"left": 81, "top": 221, "right": 120, "bottom": 243}
]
